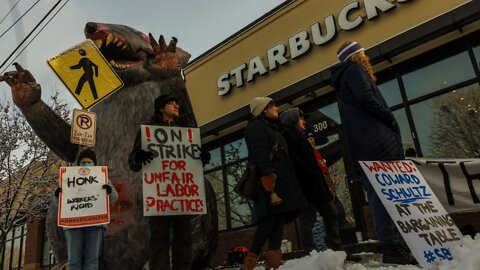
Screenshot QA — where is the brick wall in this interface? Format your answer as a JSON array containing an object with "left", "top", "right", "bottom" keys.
[{"left": 23, "top": 219, "right": 44, "bottom": 270}]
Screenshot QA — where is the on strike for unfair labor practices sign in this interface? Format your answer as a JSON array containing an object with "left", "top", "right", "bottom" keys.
[
  {"left": 47, "top": 39, "right": 123, "bottom": 109},
  {"left": 360, "top": 160, "right": 462, "bottom": 268},
  {"left": 58, "top": 166, "right": 110, "bottom": 228},
  {"left": 141, "top": 125, "right": 206, "bottom": 216},
  {"left": 71, "top": 109, "right": 96, "bottom": 146}
]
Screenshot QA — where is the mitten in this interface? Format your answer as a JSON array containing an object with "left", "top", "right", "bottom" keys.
[
  {"left": 261, "top": 173, "right": 276, "bottom": 193},
  {"left": 54, "top": 187, "right": 62, "bottom": 197},
  {"left": 102, "top": 184, "right": 112, "bottom": 194},
  {"left": 200, "top": 150, "right": 211, "bottom": 165},
  {"left": 135, "top": 150, "right": 154, "bottom": 165}
]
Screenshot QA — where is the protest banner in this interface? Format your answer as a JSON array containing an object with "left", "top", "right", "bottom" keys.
[
  {"left": 58, "top": 166, "right": 110, "bottom": 228},
  {"left": 410, "top": 158, "right": 480, "bottom": 213},
  {"left": 141, "top": 125, "right": 207, "bottom": 216},
  {"left": 360, "top": 160, "right": 462, "bottom": 268}
]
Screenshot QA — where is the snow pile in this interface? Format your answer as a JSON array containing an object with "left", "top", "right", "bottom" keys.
[{"left": 270, "top": 234, "right": 480, "bottom": 270}]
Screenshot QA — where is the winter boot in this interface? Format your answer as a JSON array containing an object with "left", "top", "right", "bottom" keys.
[
  {"left": 241, "top": 252, "right": 258, "bottom": 270},
  {"left": 381, "top": 243, "right": 418, "bottom": 265},
  {"left": 264, "top": 249, "right": 283, "bottom": 269}
]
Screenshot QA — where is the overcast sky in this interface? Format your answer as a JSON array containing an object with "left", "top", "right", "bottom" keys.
[{"left": 0, "top": 0, "right": 282, "bottom": 107}]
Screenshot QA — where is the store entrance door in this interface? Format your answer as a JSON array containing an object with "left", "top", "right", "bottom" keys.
[{"left": 300, "top": 91, "right": 366, "bottom": 244}]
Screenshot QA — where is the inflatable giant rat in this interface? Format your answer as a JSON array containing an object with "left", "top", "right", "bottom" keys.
[{"left": 0, "top": 22, "right": 217, "bottom": 269}]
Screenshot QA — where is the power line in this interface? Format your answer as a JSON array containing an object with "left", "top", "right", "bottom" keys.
[
  {"left": 0, "top": 0, "right": 63, "bottom": 72},
  {"left": 2, "top": 0, "right": 71, "bottom": 74},
  {"left": 0, "top": 0, "right": 40, "bottom": 40},
  {"left": 0, "top": 0, "right": 22, "bottom": 27}
]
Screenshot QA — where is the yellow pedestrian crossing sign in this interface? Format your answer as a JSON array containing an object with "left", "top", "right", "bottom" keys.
[{"left": 47, "top": 39, "right": 124, "bottom": 109}]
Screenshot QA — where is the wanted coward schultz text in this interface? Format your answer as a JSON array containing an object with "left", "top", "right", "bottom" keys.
[{"left": 360, "top": 160, "right": 462, "bottom": 268}]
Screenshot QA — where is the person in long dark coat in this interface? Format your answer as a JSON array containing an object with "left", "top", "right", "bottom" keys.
[
  {"left": 331, "top": 41, "right": 416, "bottom": 265},
  {"left": 128, "top": 95, "right": 202, "bottom": 270},
  {"left": 242, "top": 97, "right": 307, "bottom": 270},
  {"left": 279, "top": 108, "right": 344, "bottom": 251}
]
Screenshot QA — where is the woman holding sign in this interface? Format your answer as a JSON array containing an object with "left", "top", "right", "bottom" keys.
[
  {"left": 128, "top": 94, "right": 209, "bottom": 270},
  {"left": 331, "top": 41, "right": 417, "bottom": 265},
  {"left": 242, "top": 97, "right": 307, "bottom": 270},
  {"left": 54, "top": 148, "right": 118, "bottom": 270}
]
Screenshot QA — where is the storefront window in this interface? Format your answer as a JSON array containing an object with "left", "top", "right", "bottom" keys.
[
  {"left": 473, "top": 45, "right": 480, "bottom": 69},
  {"left": 317, "top": 102, "right": 341, "bottom": 124},
  {"left": 226, "top": 162, "right": 254, "bottom": 228},
  {"left": 327, "top": 156, "right": 355, "bottom": 228},
  {"left": 224, "top": 138, "right": 248, "bottom": 164},
  {"left": 392, "top": 108, "right": 415, "bottom": 151},
  {"left": 41, "top": 223, "right": 56, "bottom": 267},
  {"left": 1, "top": 224, "right": 26, "bottom": 270},
  {"left": 205, "top": 170, "right": 227, "bottom": 230},
  {"left": 204, "top": 147, "right": 221, "bottom": 170},
  {"left": 378, "top": 79, "right": 403, "bottom": 107},
  {"left": 410, "top": 84, "right": 479, "bottom": 158},
  {"left": 402, "top": 51, "right": 476, "bottom": 100}
]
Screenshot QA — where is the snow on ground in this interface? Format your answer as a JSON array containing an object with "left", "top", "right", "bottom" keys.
[{"left": 262, "top": 234, "right": 480, "bottom": 270}]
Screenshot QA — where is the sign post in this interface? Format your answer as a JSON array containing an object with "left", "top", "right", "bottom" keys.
[
  {"left": 58, "top": 166, "right": 110, "bottom": 228},
  {"left": 140, "top": 125, "right": 207, "bottom": 216},
  {"left": 360, "top": 160, "right": 462, "bottom": 268}
]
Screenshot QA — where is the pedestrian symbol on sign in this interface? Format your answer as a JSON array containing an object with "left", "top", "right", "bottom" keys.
[
  {"left": 47, "top": 39, "right": 124, "bottom": 109},
  {"left": 70, "top": 49, "right": 99, "bottom": 100}
]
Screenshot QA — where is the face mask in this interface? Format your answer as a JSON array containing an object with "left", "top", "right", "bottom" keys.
[{"left": 81, "top": 162, "right": 94, "bottom": 167}]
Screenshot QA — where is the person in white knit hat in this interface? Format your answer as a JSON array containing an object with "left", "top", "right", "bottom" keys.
[{"left": 241, "top": 97, "right": 307, "bottom": 270}]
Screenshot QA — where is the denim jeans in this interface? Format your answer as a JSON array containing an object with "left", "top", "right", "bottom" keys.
[
  {"left": 356, "top": 167, "right": 398, "bottom": 246},
  {"left": 297, "top": 201, "right": 343, "bottom": 252},
  {"left": 65, "top": 226, "right": 103, "bottom": 270}
]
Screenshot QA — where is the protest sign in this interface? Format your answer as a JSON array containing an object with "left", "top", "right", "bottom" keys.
[
  {"left": 141, "top": 125, "right": 206, "bottom": 216},
  {"left": 360, "top": 160, "right": 462, "bottom": 268},
  {"left": 58, "top": 166, "right": 110, "bottom": 228}
]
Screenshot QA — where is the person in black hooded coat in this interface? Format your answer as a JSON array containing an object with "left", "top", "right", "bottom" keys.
[
  {"left": 241, "top": 97, "right": 307, "bottom": 270},
  {"left": 331, "top": 41, "right": 416, "bottom": 265},
  {"left": 280, "top": 107, "right": 345, "bottom": 253}
]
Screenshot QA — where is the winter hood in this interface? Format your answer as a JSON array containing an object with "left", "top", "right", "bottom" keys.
[
  {"left": 280, "top": 107, "right": 302, "bottom": 129},
  {"left": 330, "top": 60, "right": 355, "bottom": 91}
]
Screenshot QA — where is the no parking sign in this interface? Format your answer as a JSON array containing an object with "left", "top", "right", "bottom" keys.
[{"left": 70, "top": 109, "right": 96, "bottom": 146}]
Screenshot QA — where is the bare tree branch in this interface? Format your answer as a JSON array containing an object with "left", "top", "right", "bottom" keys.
[{"left": 0, "top": 93, "right": 69, "bottom": 256}]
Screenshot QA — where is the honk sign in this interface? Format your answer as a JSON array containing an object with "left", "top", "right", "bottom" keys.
[
  {"left": 58, "top": 166, "right": 110, "bottom": 228},
  {"left": 141, "top": 125, "right": 206, "bottom": 216}
]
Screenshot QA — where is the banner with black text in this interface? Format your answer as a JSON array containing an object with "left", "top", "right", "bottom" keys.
[{"left": 58, "top": 166, "right": 110, "bottom": 228}]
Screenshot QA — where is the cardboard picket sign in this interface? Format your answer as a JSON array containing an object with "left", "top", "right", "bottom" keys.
[
  {"left": 58, "top": 166, "right": 110, "bottom": 228},
  {"left": 141, "top": 125, "right": 206, "bottom": 216},
  {"left": 360, "top": 160, "right": 462, "bottom": 268}
]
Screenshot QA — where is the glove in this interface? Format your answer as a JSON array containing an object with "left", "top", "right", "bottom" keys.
[
  {"left": 102, "top": 184, "right": 112, "bottom": 194},
  {"left": 135, "top": 150, "right": 154, "bottom": 165},
  {"left": 261, "top": 173, "right": 277, "bottom": 193},
  {"left": 390, "top": 120, "right": 400, "bottom": 134},
  {"left": 200, "top": 149, "right": 211, "bottom": 166},
  {"left": 54, "top": 187, "right": 62, "bottom": 197}
]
